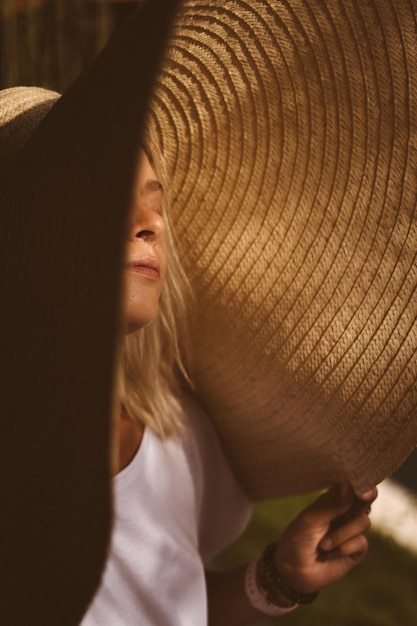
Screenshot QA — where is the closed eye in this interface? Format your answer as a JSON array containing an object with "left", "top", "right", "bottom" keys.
[
  {"left": 144, "top": 179, "right": 163, "bottom": 215},
  {"left": 135, "top": 230, "right": 153, "bottom": 239},
  {"left": 145, "top": 179, "right": 163, "bottom": 194}
]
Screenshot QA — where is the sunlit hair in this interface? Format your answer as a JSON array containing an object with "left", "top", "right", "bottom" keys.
[{"left": 116, "top": 131, "right": 192, "bottom": 437}]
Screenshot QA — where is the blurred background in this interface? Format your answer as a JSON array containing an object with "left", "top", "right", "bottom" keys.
[
  {"left": 1, "top": 1, "right": 416, "bottom": 624},
  {"left": 0, "top": 0, "right": 135, "bottom": 92}
]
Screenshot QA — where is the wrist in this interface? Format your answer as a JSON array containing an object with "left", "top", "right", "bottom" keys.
[
  {"left": 256, "top": 558, "right": 297, "bottom": 609},
  {"left": 262, "top": 543, "right": 319, "bottom": 605},
  {"left": 244, "top": 559, "right": 298, "bottom": 616}
]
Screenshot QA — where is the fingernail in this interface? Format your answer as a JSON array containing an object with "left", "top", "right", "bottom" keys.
[{"left": 359, "top": 489, "right": 375, "bottom": 499}]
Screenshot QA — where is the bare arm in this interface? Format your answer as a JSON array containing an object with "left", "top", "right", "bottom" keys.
[{"left": 206, "top": 566, "right": 256, "bottom": 626}]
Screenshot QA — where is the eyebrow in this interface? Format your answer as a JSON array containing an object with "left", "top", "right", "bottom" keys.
[{"left": 145, "top": 179, "right": 163, "bottom": 194}]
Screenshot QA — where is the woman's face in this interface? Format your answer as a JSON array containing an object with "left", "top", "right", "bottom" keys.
[{"left": 122, "top": 150, "right": 167, "bottom": 334}]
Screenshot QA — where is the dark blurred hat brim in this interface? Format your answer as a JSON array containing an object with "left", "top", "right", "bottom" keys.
[{"left": 0, "top": 2, "right": 180, "bottom": 624}]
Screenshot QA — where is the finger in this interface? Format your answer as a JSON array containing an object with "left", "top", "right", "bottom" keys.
[
  {"left": 335, "top": 492, "right": 374, "bottom": 521},
  {"left": 301, "top": 482, "right": 357, "bottom": 526},
  {"left": 322, "top": 533, "right": 369, "bottom": 564},
  {"left": 324, "top": 485, "right": 377, "bottom": 533},
  {"left": 355, "top": 486, "right": 378, "bottom": 504},
  {"left": 319, "top": 513, "right": 371, "bottom": 552}
]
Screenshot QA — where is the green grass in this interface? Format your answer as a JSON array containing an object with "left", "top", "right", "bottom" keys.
[{"left": 214, "top": 495, "right": 417, "bottom": 625}]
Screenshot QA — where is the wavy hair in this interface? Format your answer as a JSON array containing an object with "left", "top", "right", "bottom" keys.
[{"left": 115, "top": 132, "right": 192, "bottom": 437}]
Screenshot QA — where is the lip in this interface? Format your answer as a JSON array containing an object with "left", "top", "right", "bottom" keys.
[{"left": 125, "top": 257, "right": 161, "bottom": 280}]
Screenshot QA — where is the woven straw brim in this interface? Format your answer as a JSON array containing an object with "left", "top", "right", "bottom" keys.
[
  {"left": 0, "top": 87, "right": 60, "bottom": 163},
  {"left": 148, "top": 0, "right": 417, "bottom": 498}
]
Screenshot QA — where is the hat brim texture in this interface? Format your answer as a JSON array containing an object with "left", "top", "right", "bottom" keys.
[
  {"left": 148, "top": 0, "right": 417, "bottom": 498},
  {"left": 0, "top": 2, "right": 180, "bottom": 623},
  {"left": 0, "top": 86, "right": 60, "bottom": 164}
]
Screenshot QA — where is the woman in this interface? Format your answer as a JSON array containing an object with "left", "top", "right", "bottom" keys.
[
  {"left": 0, "top": 86, "right": 376, "bottom": 624},
  {"left": 79, "top": 135, "right": 377, "bottom": 625},
  {"left": 0, "top": 7, "right": 377, "bottom": 622}
]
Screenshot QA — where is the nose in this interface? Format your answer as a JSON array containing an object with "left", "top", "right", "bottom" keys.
[{"left": 127, "top": 203, "right": 165, "bottom": 244}]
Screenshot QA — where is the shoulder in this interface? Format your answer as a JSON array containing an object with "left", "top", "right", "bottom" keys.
[
  {"left": 178, "top": 392, "right": 230, "bottom": 475},
  {"left": 178, "top": 392, "right": 252, "bottom": 563}
]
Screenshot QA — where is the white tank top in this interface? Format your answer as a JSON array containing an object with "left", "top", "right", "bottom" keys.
[{"left": 81, "top": 395, "right": 251, "bottom": 625}]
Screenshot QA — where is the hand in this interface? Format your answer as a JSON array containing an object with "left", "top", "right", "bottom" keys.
[{"left": 273, "top": 482, "right": 377, "bottom": 595}]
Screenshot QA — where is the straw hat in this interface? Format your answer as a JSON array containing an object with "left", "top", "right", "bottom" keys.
[
  {"left": 2, "top": 1, "right": 417, "bottom": 505},
  {"left": 145, "top": 0, "right": 417, "bottom": 498}
]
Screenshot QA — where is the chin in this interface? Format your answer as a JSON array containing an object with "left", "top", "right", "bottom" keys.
[{"left": 124, "top": 309, "right": 159, "bottom": 335}]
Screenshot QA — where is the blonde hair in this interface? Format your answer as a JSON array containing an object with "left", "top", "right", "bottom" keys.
[{"left": 116, "top": 132, "right": 192, "bottom": 437}]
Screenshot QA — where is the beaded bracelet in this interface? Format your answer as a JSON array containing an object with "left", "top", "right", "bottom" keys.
[
  {"left": 244, "top": 559, "right": 298, "bottom": 616},
  {"left": 262, "top": 543, "right": 319, "bottom": 605}
]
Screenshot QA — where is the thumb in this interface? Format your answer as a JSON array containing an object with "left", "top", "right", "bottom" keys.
[{"left": 300, "top": 482, "right": 356, "bottom": 527}]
